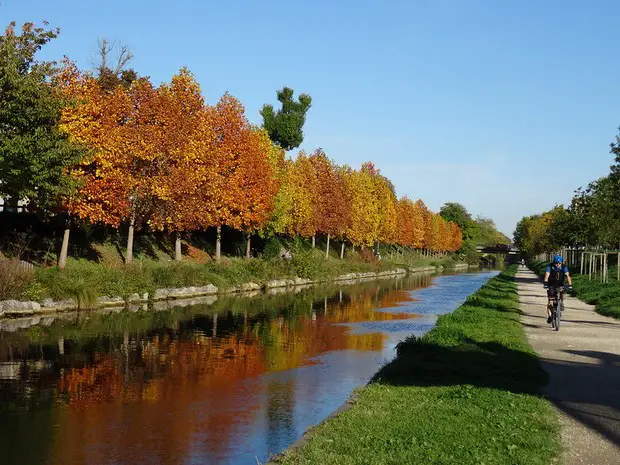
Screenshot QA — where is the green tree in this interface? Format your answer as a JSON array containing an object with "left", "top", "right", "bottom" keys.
[
  {"left": 474, "top": 217, "right": 510, "bottom": 246},
  {"left": 0, "top": 22, "right": 84, "bottom": 212},
  {"left": 260, "top": 87, "right": 311, "bottom": 150},
  {"left": 439, "top": 202, "right": 476, "bottom": 240}
]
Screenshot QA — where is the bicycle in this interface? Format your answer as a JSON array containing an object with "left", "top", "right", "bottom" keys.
[{"left": 547, "top": 285, "right": 567, "bottom": 331}]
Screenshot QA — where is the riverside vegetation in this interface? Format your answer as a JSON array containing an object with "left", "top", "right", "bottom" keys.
[
  {"left": 0, "top": 233, "right": 461, "bottom": 307},
  {"left": 274, "top": 266, "right": 561, "bottom": 465}
]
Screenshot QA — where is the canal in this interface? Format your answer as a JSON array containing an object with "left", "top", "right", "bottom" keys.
[{"left": 0, "top": 270, "right": 497, "bottom": 465}]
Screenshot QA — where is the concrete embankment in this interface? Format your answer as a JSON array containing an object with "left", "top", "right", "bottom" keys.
[{"left": 0, "top": 263, "right": 470, "bottom": 320}]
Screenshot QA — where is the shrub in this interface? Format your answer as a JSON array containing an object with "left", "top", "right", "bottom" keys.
[
  {"left": 0, "top": 260, "right": 36, "bottom": 300},
  {"left": 262, "top": 237, "right": 284, "bottom": 259},
  {"left": 358, "top": 247, "right": 378, "bottom": 263}
]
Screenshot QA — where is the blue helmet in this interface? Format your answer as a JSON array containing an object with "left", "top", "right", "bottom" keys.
[{"left": 553, "top": 254, "right": 563, "bottom": 264}]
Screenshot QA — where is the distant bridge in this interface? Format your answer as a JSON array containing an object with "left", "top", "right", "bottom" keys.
[{"left": 476, "top": 245, "right": 520, "bottom": 255}]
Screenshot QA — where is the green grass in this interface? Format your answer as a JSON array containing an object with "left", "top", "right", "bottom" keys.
[
  {"left": 274, "top": 266, "right": 561, "bottom": 465},
  {"left": 531, "top": 260, "right": 620, "bottom": 319}
]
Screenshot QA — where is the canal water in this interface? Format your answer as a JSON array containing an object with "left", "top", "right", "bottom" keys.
[{"left": 0, "top": 270, "right": 497, "bottom": 465}]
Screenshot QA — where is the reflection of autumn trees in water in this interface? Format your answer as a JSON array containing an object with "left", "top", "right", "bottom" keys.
[
  {"left": 0, "top": 274, "right": 432, "bottom": 464},
  {"left": 57, "top": 279, "right": 424, "bottom": 406}
]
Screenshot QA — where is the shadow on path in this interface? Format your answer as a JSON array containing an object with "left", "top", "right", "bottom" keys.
[{"left": 516, "top": 271, "right": 620, "bottom": 453}]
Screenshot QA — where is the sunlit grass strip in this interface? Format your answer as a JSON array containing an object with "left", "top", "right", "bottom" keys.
[
  {"left": 274, "top": 266, "right": 561, "bottom": 465},
  {"left": 531, "top": 260, "right": 620, "bottom": 320}
]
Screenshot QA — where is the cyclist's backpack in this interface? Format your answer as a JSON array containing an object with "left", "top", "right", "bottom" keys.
[{"left": 548, "top": 263, "right": 565, "bottom": 285}]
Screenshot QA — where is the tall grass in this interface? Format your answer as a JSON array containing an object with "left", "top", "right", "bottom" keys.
[
  {"left": 0, "top": 237, "right": 462, "bottom": 304},
  {"left": 0, "top": 260, "right": 36, "bottom": 300}
]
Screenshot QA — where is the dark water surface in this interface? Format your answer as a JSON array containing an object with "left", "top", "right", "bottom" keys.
[{"left": 0, "top": 270, "right": 497, "bottom": 465}]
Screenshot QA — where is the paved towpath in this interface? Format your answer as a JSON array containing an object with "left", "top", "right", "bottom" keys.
[{"left": 517, "top": 266, "right": 620, "bottom": 464}]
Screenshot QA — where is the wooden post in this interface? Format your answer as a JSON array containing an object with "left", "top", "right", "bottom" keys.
[
  {"left": 59, "top": 226, "right": 70, "bottom": 269},
  {"left": 126, "top": 209, "right": 135, "bottom": 264},
  {"left": 340, "top": 242, "right": 345, "bottom": 259},
  {"left": 216, "top": 225, "right": 222, "bottom": 261},
  {"left": 175, "top": 231, "right": 182, "bottom": 261},
  {"left": 580, "top": 252, "right": 584, "bottom": 275},
  {"left": 326, "top": 233, "right": 330, "bottom": 259}
]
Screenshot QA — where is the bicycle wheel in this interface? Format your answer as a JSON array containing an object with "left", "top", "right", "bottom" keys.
[{"left": 554, "top": 302, "right": 561, "bottom": 331}]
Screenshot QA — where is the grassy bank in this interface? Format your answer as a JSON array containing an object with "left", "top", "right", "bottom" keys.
[
  {"left": 531, "top": 260, "right": 620, "bottom": 319},
  {"left": 274, "top": 266, "right": 560, "bottom": 465},
  {"left": 0, "top": 243, "right": 459, "bottom": 305}
]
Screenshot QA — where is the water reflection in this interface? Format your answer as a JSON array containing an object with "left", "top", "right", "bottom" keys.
[{"left": 0, "top": 271, "right": 495, "bottom": 465}]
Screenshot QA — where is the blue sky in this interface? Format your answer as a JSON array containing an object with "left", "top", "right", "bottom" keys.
[{"left": 2, "top": 0, "right": 619, "bottom": 237}]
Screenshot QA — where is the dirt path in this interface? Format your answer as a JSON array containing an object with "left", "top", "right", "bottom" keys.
[{"left": 517, "top": 267, "right": 620, "bottom": 464}]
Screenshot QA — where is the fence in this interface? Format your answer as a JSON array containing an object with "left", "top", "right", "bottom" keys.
[
  {"left": 0, "top": 199, "right": 29, "bottom": 213},
  {"left": 536, "top": 248, "right": 620, "bottom": 283}
]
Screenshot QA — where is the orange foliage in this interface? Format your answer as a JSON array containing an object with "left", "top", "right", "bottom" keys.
[{"left": 57, "top": 60, "right": 462, "bottom": 254}]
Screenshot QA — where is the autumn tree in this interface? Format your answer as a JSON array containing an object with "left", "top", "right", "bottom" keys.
[
  {"left": 204, "top": 94, "right": 282, "bottom": 259},
  {"left": 145, "top": 69, "right": 212, "bottom": 261},
  {"left": 260, "top": 87, "right": 311, "bottom": 150},
  {"left": 229, "top": 128, "right": 282, "bottom": 258},
  {"left": 269, "top": 152, "right": 318, "bottom": 241},
  {"left": 343, "top": 164, "right": 381, "bottom": 248},
  {"left": 309, "top": 150, "right": 351, "bottom": 257},
  {"left": 370, "top": 165, "right": 398, "bottom": 249},
  {"left": 60, "top": 64, "right": 169, "bottom": 263},
  {"left": 415, "top": 200, "right": 432, "bottom": 253},
  {"left": 396, "top": 197, "right": 416, "bottom": 248}
]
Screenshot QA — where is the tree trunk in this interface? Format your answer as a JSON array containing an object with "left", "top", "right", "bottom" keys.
[
  {"left": 126, "top": 210, "right": 135, "bottom": 264},
  {"left": 312, "top": 235, "right": 316, "bottom": 248},
  {"left": 326, "top": 233, "right": 330, "bottom": 258},
  {"left": 175, "top": 232, "right": 182, "bottom": 261},
  {"left": 246, "top": 233, "right": 251, "bottom": 259},
  {"left": 340, "top": 241, "right": 345, "bottom": 259},
  {"left": 59, "top": 226, "right": 70, "bottom": 269},
  {"left": 216, "top": 225, "right": 221, "bottom": 261}
]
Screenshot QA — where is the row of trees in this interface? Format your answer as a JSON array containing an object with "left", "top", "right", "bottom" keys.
[
  {"left": 514, "top": 130, "right": 620, "bottom": 255},
  {"left": 439, "top": 202, "right": 510, "bottom": 262},
  {"left": 0, "top": 22, "right": 462, "bottom": 267}
]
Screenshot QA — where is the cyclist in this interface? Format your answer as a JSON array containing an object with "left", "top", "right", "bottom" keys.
[{"left": 543, "top": 254, "right": 573, "bottom": 324}]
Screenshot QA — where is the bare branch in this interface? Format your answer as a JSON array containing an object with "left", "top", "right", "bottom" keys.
[
  {"left": 113, "top": 44, "right": 134, "bottom": 76},
  {"left": 92, "top": 37, "right": 133, "bottom": 77}
]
